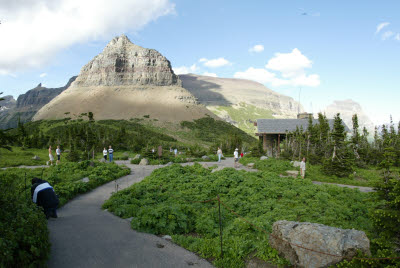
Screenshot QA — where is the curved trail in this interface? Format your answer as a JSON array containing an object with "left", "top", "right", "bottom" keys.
[
  {"left": 45, "top": 158, "right": 374, "bottom": 268},
  {"left": 47, "top": 164, "right": 214, "bottom": 268}
]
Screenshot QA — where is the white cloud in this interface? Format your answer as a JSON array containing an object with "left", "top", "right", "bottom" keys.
[
  {"left": 376, "top": 22, "right": 390, "bottom": 34},
  {"left": 249, "top": 44, "right": 264, "bottom": 53},
  {"left": 265, "top": 48, "right": 312, "bottom": 78},
  {"left": 395, "top": 33, "right": 400, "bottom": 41},
  {"left": 381, "top": 31, "right": 394, "bottom": 40},
  {"left": 234, "top": 48, "right": 320, "bottom": 87},
  {"left": 0, "top": 0, "right": 175, "bottom": 75},
  {"left": 173, "top": 64, "right": 198, "bottom": 75},
  {"left": 234, "top": 67, "right": 289, "bottom": 87},
  {"left": 199, "top": 57, "right": 231, "bottom": 68},
  {"left": 202, "top": 72, "right": 218, "bottom": 77},
  {"left": 39, "top": 72, "right": 47, "bottom": 78}
]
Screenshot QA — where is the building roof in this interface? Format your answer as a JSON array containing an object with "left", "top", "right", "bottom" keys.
[{"left": 256, "top": 118, "right": 350, "bottom": 134}]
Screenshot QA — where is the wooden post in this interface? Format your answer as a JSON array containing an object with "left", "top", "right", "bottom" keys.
[
  {"left": 263, "top": 134, "right": 267, "bottom": 151},
  {"left": 278, "top": 134, "right": 281, "bottom": 157}
]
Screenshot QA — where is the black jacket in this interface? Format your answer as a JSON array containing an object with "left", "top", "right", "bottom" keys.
[{"left": 31, "top": 179, "right": 59, "bottom": 209}]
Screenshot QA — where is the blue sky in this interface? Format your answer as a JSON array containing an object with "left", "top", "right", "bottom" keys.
[{"left": 0, "top": 0, "right": 399, "bottom": 124}]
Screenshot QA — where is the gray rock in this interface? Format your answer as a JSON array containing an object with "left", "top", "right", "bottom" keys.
[
  {"left": 99, "top": 158, "right": 106, "bottom": 163},
  {"left": 260, "top": 156, "right": 268, "bottom": 160},
  {"left": 64, "top": 149, "right": 71, "bottom": 153},
  {"left": 123, "top": 152, "right": 129, "bottom": 157},
  {"left": 186, "top": 158, "right": 194, "bottom": 162},
  {"left": 165, "top": 162, "right": 174, "bottom": 166},
  {"left": 201, "top": 155, "right": 210, "bottom": 160},
  {"left": 292, "top": 161, "right": 301, "bottom": 167},
  {"left": 133, "top": 154, "right": 141, "bottom": 160},
  {"left": 162, "top": 235, "right": 172, "bottom": 240},
  {"left": 32, "top": 155, "right": 41, "bottom": 160},
  {"left": 81, "top": 177, "right": 90, "bottom": 183},
  {"left": 286, "top": 170, "right": 299, "bottom": 178},
  {"left": 269, "top": 220, "right": 371, "bottom": 268},
  {"left": 139, "top": 158, "right": 149, "bottom": 165},
  {"left": 126, "top": 217, "right": 133, "bottom": 222},
  {"left": 247, "top": 163, "right": 255, "bottom": 168},
  {"left": 72, "top": 35, "right": 181, "bottom": 87}
]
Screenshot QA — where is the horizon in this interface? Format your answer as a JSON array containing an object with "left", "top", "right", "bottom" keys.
[{"left": 0, "top": 0, "right": 399, "bottom": 125}]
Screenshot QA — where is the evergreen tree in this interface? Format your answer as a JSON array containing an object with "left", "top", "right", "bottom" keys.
[{"left": 322, "top": 113, "right": 354, "bottom": 177}]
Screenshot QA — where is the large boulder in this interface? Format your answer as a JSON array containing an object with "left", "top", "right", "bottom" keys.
[
  {"left": 139, "top": 158, "right": 149, "bottom": 165},
  {"left": 269, "top": 220, "right": 371, "bottom": 268},
  {"left": 260, "top": 156, "right": 268, "bottom": 160},
  {"left": 286, "top": 170, "right": 299, "bottom": 178},
  {"left": 32, "top": 155, "right": 40, "bottom": 160},
  {"left": 201, "top": 155, "right": 210, "bottom": 160},
  {"left": 133, "top": 154, "right": 141, "bottom": 160},
  {"left": 291, "top": 161, "right": 301, "bottom": 167}
]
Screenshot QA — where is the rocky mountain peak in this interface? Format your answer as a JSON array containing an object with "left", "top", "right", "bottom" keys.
[{"left": 72, "top": 34, "right": 180, "bottom": 87}]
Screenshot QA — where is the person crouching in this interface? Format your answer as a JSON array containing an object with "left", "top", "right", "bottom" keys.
[{"left": 31, "top": 177, "right": 59, "bottom": 219}]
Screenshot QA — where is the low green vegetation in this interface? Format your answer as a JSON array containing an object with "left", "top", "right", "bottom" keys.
[
  {"left": 103, "top": 163, "right": 377, "bottom": 267},
  {"left": 210, "top": 103, "right": 274, "bottom": 134},
  {"left": 3, "top": 116, "right": 256, "bottom": 165},
  {"left": 239, "top": 157, "right": 389, "bottom": 187},
  {"left": 0, "top": 161, "right": 130, "bottom": 266}
]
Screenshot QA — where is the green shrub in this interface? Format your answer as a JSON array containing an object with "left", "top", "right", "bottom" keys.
[
  {"left": 104, "top": 164, "right": 375, "bottom": 267},
  {"left": 0, "top": 174, "right": 50, "bottom": 267}
]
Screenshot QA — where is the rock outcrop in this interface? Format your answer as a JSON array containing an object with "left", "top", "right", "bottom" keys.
[
  {"left": 0, "top": 77, "right": 76, "bottom": 129},
  {"left": 324, "top": 99, "right": 375, "bottom": 134},
  {"left": 73, "top": 34, "right": 180, "bottom": 87},
  {"left": 269, "top": 220, "right": 371, "bottom": 268},
  {"left": 33, "top": 35, "right": 215, "bottom": 123}
]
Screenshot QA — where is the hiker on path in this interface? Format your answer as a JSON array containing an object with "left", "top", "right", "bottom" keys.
[
  {"left": 103, "top": 147, "right": 108, "bottom": 161},
  {"left": 56, "top": 146, "right": 61, "bottom": 165},
  {"left": 300, "top": 157, "right": 306, "bottom": 178},
  {"left": 31, "top": 177, "right": 59, "bottom": 219},
  {"left": 48, "top": 146, "right": 54, "bottom": 166},
  {"left": 174, "top": 148, "right": 178, "bottom": 157},
  {"left": 234, "top": 148, "right": 239, "bottom": 168},
  {"left": 108, "top": 145, "right": 114, "bottom": 162},
  {"left": 240, "top": 151, "right": 244, "bottom": 158},
  {"left": 217, "top": 147, "right": 223, "bottom": 162}
]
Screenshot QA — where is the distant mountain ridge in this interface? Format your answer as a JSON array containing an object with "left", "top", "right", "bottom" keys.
[
  {"left": 0, "top": 76, "right": 76, "bottom": 129},
  {"left": 323, "top": 99, "right": 375, "bottom": 134},
  {"left": 179, "top": 74, "right": 303, "bottom": 133},
  {"left": 33, "top": 35, "right": 215, "bottom": 123}
]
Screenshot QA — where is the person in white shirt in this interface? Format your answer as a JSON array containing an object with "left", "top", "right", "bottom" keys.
[
  {"left": 217, "top": 147, "right": 223, "bottom": 162},
  {"left": 233, "top": 148, "right": 239, "bottom": 168},
  {"left": 56, "top": 146, "right": 61, "bottom": 165},
  {"left": 300, "top": 157, "right": 306, "bottom": 178},
  {"left": 103, "top": 147, "right": 108, "bottom": 161},
  {"left": 108, "top": 145, "right": 114, "bottom": 162}
]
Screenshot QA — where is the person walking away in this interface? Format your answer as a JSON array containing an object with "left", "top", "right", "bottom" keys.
[
  {"left": 240, "top": 151, "right": 244, "bottom": 158},
  {"left": 217, "top": 147, "right": 223, "bottom": 162},
  {"left": 300, "top": 157, "right": 306, "bottom": 178},
  {"left": 103, "top": 147, "right": 108, "bottom": 161},
  {"left": 234, "top": 148, "right": 239, "bottom": 168},
  {"left": 48, "top": 146, "right": 54, "bottom": 166},
  {"left": 56, "top": 146, "right": 61, "bottom": 165},
  {"left": 108, "top": 145, "right": 114, "bottom": 162},
  {"left": 31, "top": 177, "right": 59, "bottom": 219}
]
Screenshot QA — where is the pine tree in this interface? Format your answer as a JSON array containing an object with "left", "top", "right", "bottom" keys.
[{"left": 322, "top": 113, "right": 354, "bottom": 177}]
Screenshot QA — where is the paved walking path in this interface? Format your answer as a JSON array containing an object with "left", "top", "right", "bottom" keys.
[{"left": 47, "top": 164, "right": 214, "bottom": 268}]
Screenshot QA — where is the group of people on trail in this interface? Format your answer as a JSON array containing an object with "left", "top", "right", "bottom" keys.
[
  {"left": 103, "top": 146, "right": 114, "bottom": 162},
  {"left": 48, "top": 145, "right": 61, "bottom": 165}
]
